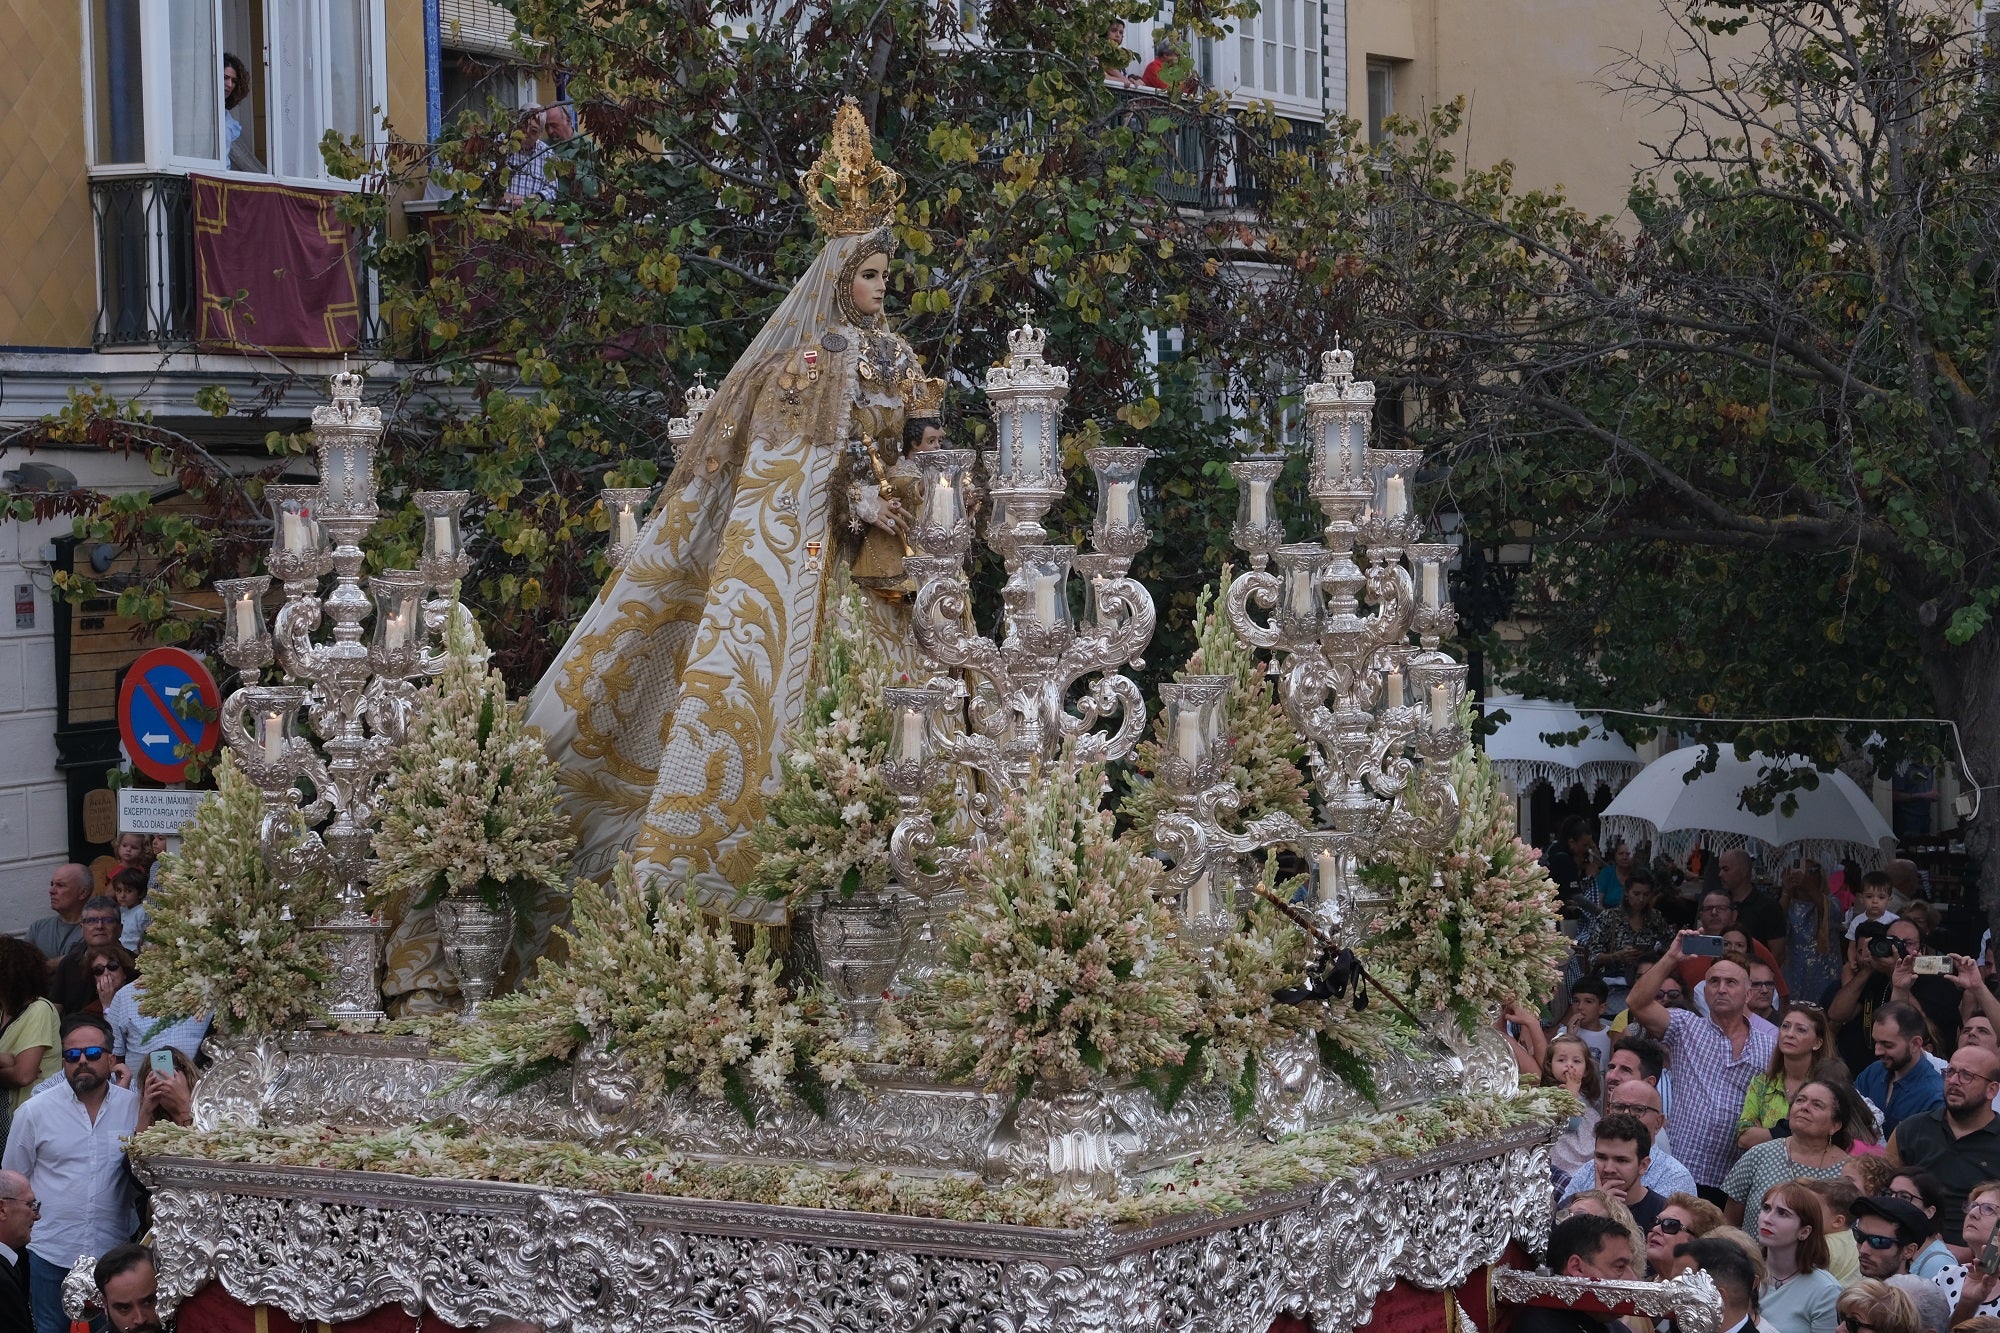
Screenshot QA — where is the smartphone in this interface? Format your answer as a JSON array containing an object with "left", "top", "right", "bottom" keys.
[
  {"left": 1914, "top": 954, "right": 1953, "bottom": 976},
  {"left": 1980, "top": 1229, "right": 2000, "bottom": 1276},
  {"left": 1683, "top": 935, "right": 1727, "bottom": 958},
  {"left": 148, "top": 1049, "right": 175, "bottom": 1079}
]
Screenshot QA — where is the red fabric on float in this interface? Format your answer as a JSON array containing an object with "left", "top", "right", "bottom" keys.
[
  {"left": 192, "top": 174, "right": 361, "bottom": 355},
  {"left": 173, "top": 1284, "right": 466, "bottom": 1332}
]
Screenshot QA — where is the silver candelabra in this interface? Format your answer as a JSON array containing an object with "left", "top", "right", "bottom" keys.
[
  {"left": 885, "top": 316, "right": 1157, "bottom": 896},
  {"left": 215, "top": 369, "right": 473, "bottom": 1027},
  {"left": 1154, "top": 343, "right": 1468, "bottom": 934}
]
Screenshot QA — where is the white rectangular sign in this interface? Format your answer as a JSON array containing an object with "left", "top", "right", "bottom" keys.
[{"left": 117, "top": 788, "right": 213, "bottom": 836}]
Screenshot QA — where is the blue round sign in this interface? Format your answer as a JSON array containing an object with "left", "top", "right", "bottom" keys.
[{"left": 116, "top": 647, "right": 222, "bottom": 783}]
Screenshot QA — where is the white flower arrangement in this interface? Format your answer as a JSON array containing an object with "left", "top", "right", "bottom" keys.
[
  {"left": 1360, "top": 734, "right": 1569, "bottom": 1033},
  {"left": 887, "top": 754, "right": 1201, "bottom": 1096},
  {"left": 748, "top": 569, "right": 951, "bottom": 907},
  {"left": 448, "top": 855, "right": 849, "bottom": 1125},
  {"left": 141, "top": 753, "right": 334, "bottom": 1034},
  {"left": 369, "top": 605, "right": 574, "bottom": 923},
  {"left": 1121, "top": 572, "right": 1312, "bottom": 842}
]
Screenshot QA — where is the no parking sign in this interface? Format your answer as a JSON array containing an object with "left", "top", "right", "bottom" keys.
[{"left": 116, "top": 647, "right": 222, "bottom": 783}]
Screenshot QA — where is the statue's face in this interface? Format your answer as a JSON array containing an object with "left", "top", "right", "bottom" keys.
[{"left": 849, "top": 253, "right": 889, "bottom": 317}]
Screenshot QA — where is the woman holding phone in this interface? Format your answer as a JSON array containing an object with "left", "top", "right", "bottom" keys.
[{"left": 1934, "top": 1180, "right": 2000, "bottom": 1322}]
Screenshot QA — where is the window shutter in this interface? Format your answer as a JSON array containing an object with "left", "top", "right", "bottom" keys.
[{"left": 440, "top": 0, "right": 521, "bottom": 58}]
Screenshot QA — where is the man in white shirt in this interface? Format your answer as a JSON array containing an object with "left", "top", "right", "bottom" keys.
[{"left": 1, "top": 1014, "right": 138, "bottom": 1333}]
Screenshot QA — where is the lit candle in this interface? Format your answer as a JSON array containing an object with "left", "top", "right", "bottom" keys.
[
  {"left": 1384, "top": 476, "right": 1407, "bottom": 518},
  {"left": 1316, "top": 850, "right": 1337, "bottom": 903},
  {"left": 1187, "top": 872, "right": 1211, "bottom": 920},
  {"left": 260, "top": 712, "right": 287, "bottom": 767},
  {"left": 1421, "top": 563, "right": 1440, "bottom": 609},
  {"left": 1287, "top": 567, "right": 1318, "bottom": 618},
  {"left": 930, "top": 473, "right": 956, "bottom": 526},
  {"left": 233, "top": 596, "right": 257, "bottom": 645},
  {"left": 1385, "top": 673, "right": 1403, "bottom": 708},
  {"left": 1430, "top": 683, "right": 1451, "bottom": 730},
  {"left": 430, "top": 515, "right": 456, "bottom": 560},
  {"left": 614, "top": 504, "right": 640, "bottom": 550},
  {"left": 898, "top": 707, "right": 925, "bottom": 763},
  {"left": 384, "top": 608, "right": 410, "bottom": 653},
  {"left": 1248, "top": 477, "right": 1270, "bottom": 529},
  {"left": 1176, "top": 710, "right": 1204, "bottom": 764},
  {"left": 1105, "top": 480, "right": 1136, "bottom": 528}
]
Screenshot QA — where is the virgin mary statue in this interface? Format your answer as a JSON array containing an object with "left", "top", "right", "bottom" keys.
[{"left": 520, "top": 100, "right": 930, "bottom": 926}]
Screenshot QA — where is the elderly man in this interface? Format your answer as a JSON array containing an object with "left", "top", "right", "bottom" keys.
[
  {"left": 48, "top": 898, "right": 123, "bottom": 1014},
  {"left": 1629, "top": 930, "right": 1778, "bottom": 1203},
  {"left": 26, "top": 869, "right": 89, "bottom": 974},
  {"left": 1, "top": 1014, "right": 138, "bottom": 1333},
  {"left": 1888, "top": 1043, "right": 2000, "bottom": 1250},
  {"left": 1560, "top": 1077, "right": 1698, "bottom": 1202},
  {"left": 0, "top": 1171, "right": 35, "bottom": 1333}
]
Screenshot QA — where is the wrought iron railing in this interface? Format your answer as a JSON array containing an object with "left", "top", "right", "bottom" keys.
[
  {"left": 89, "top": 174, "right": 384, "bottom": 352},
  {"left": 1107, "top": 92, "right": 1327, "bottom": 212}
]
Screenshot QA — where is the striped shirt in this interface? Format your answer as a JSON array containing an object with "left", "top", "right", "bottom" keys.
[{"left": 1658, "top": 1006, "right": 1778, "bottom": 1187}]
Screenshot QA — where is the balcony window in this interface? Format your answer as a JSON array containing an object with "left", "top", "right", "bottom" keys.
[
  {"left": 84, "top": 0, "right": 385, "bottom": 185},
  {"left": 1204, "top": 0, "right": 1325, "bottom": 119}
]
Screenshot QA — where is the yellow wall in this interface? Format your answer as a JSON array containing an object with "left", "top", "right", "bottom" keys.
[
  {"left": 1349, "top": 0, "right": 1675, "bottom": 220},
  {"left": 385, "top": 1, "right": 428, "bottom": 144},
  {"left": 0, "top": 1, "right": 97, "bottom": 348}
]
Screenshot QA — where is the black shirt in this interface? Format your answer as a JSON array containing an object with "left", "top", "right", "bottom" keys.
[
  {"left": 49, "top": 945, "right": 96, "bottom": 1015},
  {"left": 1734, "top": 887, "right": 1789, "bottom": 948},
  {"left": 1626, "top": 1187, "right": 1667, "bottom": 1235},
  {"left": 1819, "top": 972, "right": 1962, "bottom": 1072},
  {"left": 1514, "top": 1305, "right": 1615, "bottom": 1333},
  {"left": 1890, "top": 1108, "right": 2000, "bottom": 1246}
]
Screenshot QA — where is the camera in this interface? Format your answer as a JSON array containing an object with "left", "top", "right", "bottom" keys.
[{"left": 1868, "top": 937, "right": 1909, "bottom": 960}]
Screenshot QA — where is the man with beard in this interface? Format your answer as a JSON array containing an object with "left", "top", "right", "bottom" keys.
[
  {"left": 0, "top": 1015, "right": 137, "bottom": 1333},
  {"left": 1888, "top": 1044, "right": 2000, "bottom": 1252},
  {"left": 92, "top": 1246, "right": 159, "bottom": 1333}
]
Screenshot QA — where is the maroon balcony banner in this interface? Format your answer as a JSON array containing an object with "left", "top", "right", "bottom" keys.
[{"left": 192, "top": 174, "right": 361, "bottom": 355}]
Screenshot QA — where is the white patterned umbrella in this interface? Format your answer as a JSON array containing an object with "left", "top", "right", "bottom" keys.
[
  {"left": 1482, "top": 695, "right": 1644, "bottom": 797},
  {"left": 1600, "top": 746, "right": 1896, "bottom": 868}
]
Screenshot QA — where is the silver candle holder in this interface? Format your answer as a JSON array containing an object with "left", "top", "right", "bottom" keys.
[
  {"left": 217, "top": 369, "right": 474, "bottom": 1027},
  {"left": 1155, "top": 342, "right": 1469, "bottom": 936},
  {"left": 885, "top": 315, "right": 1156, "bottom": 898}
]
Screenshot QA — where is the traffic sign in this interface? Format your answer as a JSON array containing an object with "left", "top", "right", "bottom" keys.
[
  {"left": 117, "top": 788, "right": 215, "bottom": 836},
  {"left": 116, "top": 647, "right": 222, "bottom": 784}
]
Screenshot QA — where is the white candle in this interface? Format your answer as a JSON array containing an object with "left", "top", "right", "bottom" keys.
[
  {"left": 930, "top": 474, "right": 955, "bottom": 526},
  {"left": 1248, "top": 478, "right": 1270, "bottom": 529},
  {"left": 996, "top": 414, "right": 1015, "bottom": 479},
  {"left": 614, "top": 505, "right": 640, "bottom": 550},
  {"left": 260, "top": 712, "right": 287, "bottom": 766},
  {"left": 1033, "top": 572, "right": 1058, "bottom": 627},
  {"left": 384, "top": 608, "right": 410, "bottom": 652},
  {"left": 431, "top": 515, "right": 455, "bottom": 560},
  {"left": 1421, "top": 563, "right": 1440, "bottom": 609},
  {"left": 898, "top": 708, "right": 925, "bottom": 762},
  {"left": 233, "top": 597, "right": 257, "bottom": 644},
  {"left": 1316, "top": 851, "right": 1337, "bottom": 903},
  {"left": 1105, "top": 480, "right": 1135, "bottom": 527},
  {"left": 1384, "top": 476, "right": 1407, "bottom": 518},
  {"left": 1176, "top": 711, "right": 1203, "bottom": 763},
  {"left": 1430, "top": 683, "right": 1451, "bottom": 730},
  {"left": 1385, "top": 673, "right": 1403, "bottom": 708},
  {"left": 281, "top": 510, "right": 307, "bottom": 554},
  {"left": 1288, "top": 568, "right": 1317, "bottom": 617},
  {"left": 1187, "top": 872, "right": 1211, "bottom": 919}
]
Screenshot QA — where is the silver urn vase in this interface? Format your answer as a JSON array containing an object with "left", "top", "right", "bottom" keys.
[
  {"left": 810, "top": 888, "right": 906, "bottom": 1053},
  {"left": 892, "top": 884, "right": 960, "bottom": 993},
  {"left": 435, "top": 893, "right": 514, "bottom": 1016}
]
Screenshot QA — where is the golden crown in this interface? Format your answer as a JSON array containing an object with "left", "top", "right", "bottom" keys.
[
  {"left": 904, "top": 375, "right": 946, "bottom": 420},
  {"left": 804, "top": 98, "right": 904, "bottom": 237}
]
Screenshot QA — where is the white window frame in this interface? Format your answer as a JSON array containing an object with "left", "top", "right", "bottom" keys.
[
  {"left": 80, "top": 0, "right": 388, "bottom": 191},
  {"left": 1203, "top": 0, "right": 1326, "bottom": 121}
]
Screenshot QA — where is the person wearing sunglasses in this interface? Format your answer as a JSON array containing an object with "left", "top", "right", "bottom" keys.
[
  {"left": 1647, "top": 1193, "right": 1726, "bottom": 1279},
  {"left": 1833, "top": 1280, "right": 1922, "bottom": 1333},
  {"left": 46, "top": 898, "right": 124, "bottom": 1017},
  {"left": 0, "top": 1013, "right": 138, "bottom": 1333},
  {"left": 1851, "top": 1196, "right": 1930, "bottom": 1283},
  {"left": 76, "top": 946, "right": 134, "bottom": 1018}
]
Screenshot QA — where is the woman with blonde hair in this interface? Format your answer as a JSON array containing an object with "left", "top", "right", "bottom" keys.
[
  {"left": 1648, "top": 1192, "right": 1727, "bottom": 1280},
  {"left": 1563, "top": 1190, "right": 1648, "bottom": 1276},
  {"left": 1837, "top": 1280, "right": 1922, "bottom": 1333}
]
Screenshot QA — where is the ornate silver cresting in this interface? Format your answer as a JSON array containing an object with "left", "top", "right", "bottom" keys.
[
  {"left": 885, "top": 316, "right": 1156, "bottom": 897},
  {"left": 1156, "top": 342, "right": 1468, "bottom": 935},
  {"left": 215, "top": 369, "right": 474, "bottom": 1027}
]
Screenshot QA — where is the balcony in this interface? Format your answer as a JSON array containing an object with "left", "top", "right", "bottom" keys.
[
  {"left": 89, "top": 174, "right": 383, "bottom": 354},
  {"left": 1108, "top": 93, "right": 1327, "bottom": 212}
]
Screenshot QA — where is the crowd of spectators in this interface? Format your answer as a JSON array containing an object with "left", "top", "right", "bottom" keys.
[
  {"left": 1525, "top": 822, "right": 2000, "bottom": 1333},
  {"left": 0, "top": 851, "right": 202, "bottom": 1333}
]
